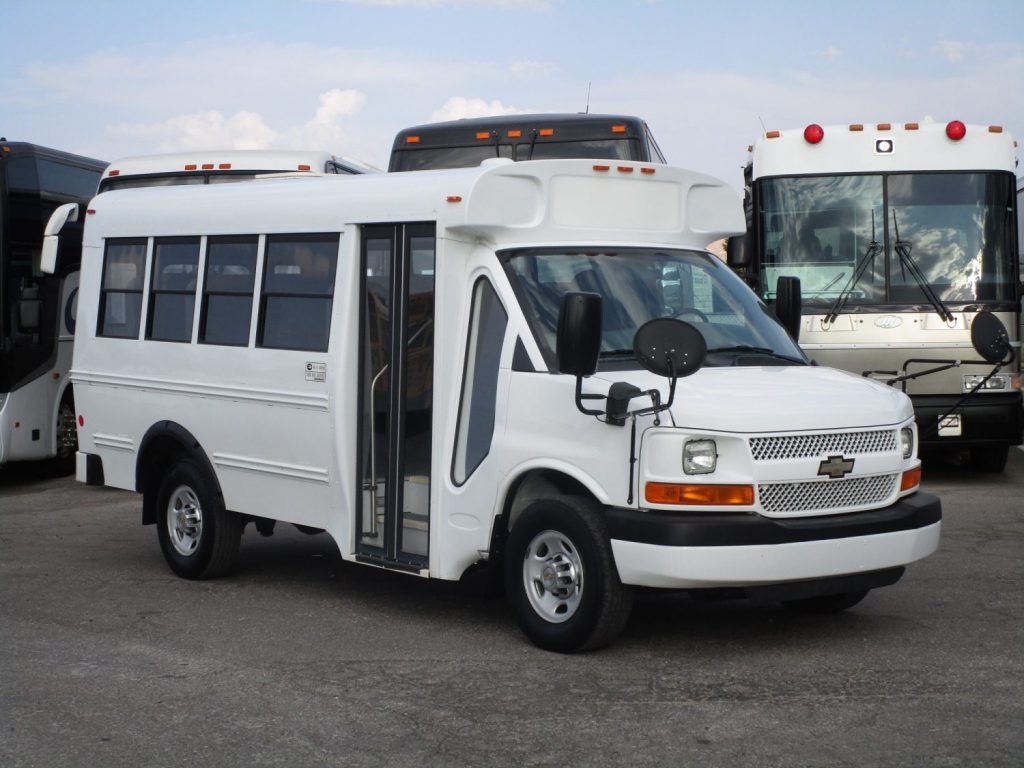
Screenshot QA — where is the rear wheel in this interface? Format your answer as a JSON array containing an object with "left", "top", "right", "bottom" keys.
[
  {"left": 52, "top": 395, "right": 77, "bottom": 476},
  {"left": 505, "top": 497, "right": 633, "bottom": 653},
  {"left": 154, "top": 460, "right": 241, "bottom": 580},
  {"left": 782, "top": 590, "right": 869, "bottom": 614}
]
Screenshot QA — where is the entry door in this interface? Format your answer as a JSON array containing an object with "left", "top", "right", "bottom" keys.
[{"left": 357, "top": 224, "right": 436, "bottom": 569}]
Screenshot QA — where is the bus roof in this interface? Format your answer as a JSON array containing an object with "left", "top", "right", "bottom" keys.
[
  {"left": 99, "top": 149, "right": 380, "bottom": 190},
  {"left": 89, "top": 158, "right": 742, "bottom": 250},
  {"left": 750, "top": 121, "right": 1017, "bottom": 179},
  {"left": 1, "top": 140, "right": 106, "bottom": 172}
]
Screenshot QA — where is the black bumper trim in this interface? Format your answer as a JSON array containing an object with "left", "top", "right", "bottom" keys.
[{"left": 606, "top": 492, "right": 941, "bottom": 547}]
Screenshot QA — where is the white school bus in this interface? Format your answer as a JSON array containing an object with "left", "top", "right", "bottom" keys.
[{"left": 68, "top": 158, "right": 942, "bottom": 652}]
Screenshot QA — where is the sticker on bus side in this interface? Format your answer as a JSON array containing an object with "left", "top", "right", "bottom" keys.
[{"left": 305, "top": 362, "right": 327, "bottom": 383}]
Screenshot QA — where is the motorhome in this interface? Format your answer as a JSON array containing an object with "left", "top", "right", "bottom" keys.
[{"left": 64, "top": 158, "right": 944, "bottom": 651}]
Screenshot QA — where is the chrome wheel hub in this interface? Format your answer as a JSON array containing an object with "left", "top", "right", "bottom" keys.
[
  {"left": 168, "top": 486, "right": 203, "bottom": 557},
  {"left": 523, "top": 530, "right": 583, "bottom": 623}
]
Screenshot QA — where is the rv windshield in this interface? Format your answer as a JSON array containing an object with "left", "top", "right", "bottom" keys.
[
  {"left": 758, "top": 172, "right": 1017, "bottom": 306},
  {"left": 502, "top": 247, "right": 805, "bottom": 369}
]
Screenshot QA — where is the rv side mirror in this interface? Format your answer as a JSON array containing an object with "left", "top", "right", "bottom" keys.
[
  {"left": 557, "top": 292, "right": 602, "bottom": 377},
  {"left": 726, "top": 232, "right": 752, "bottom": 269},
  {"left": 970, "top": 312, "right": 1012, "bottom": 364},
  {"left": 775, "top": 276, "right": 802, "bottom": 341},
  {"left": 633, "top": 318, "right": 706, "bottom": 379},
  {"left": 17, "top": 290, "right": 42, "bottom": 333},
  {"left": 41, "top": 202, "right": 80, "bottom": 275}
]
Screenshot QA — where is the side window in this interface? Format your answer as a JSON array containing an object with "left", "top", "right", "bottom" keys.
[
  {"left": 98, "top": 238, "right": 147, "bottom": 338},
  {"left": 200, "top": 236, "right": 258, "bottom": 346},
  {"left": 452, "top": 279, "right": 508, "bottom": 485},
  {"left": 147, "top": 238, "right": 200, "bottom": 342},
  {"left": 258, "top": 234, "right": 339, "bottom": 352}
]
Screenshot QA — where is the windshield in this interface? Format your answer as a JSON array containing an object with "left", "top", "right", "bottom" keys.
[
  {"left": 758, "top": 172, "right": 1017, "bottom": 306},
  {"left": 502, "top": 247, "right": 805, "bottom": 369}
]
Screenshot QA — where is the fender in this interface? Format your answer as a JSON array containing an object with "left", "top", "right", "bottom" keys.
[{"left": 137, "top": 421, "right": 223, "bottom": 525}]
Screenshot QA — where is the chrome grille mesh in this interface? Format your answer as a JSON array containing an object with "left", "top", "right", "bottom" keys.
[
  {"left": 758, "top": 474, "right": 899, "bottom": 515},
  {"left": 749, "top": 430, "right": 897, "bottom": 462}
]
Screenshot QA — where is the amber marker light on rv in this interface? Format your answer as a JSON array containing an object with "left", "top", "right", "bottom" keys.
[
  {"left": 507, "top": 130, "right": 522, "bottom": 138},
  {"left": 593, "top": 164, "right": 611, "bottom": 172},
  {"left": 849, "top": 124, "right": 864, "bottom": 132},
  {"left": 539, "top": 128, "right": 554, "bottom": 136},
  {"left": 645, "top": 483, "right": 755, "bottom": 506},
  {"left": 611, "top": 124, "right": 627, "bottom": 133},
  {"left": 905, "top": 123, "right": 920, "bottom": 130},
  {"left": 297, "top": 164, "right": 311, "bottom": 171},
  {"left": 475, "top": 132, "right": 490, "bottom": 140},
  {"left": 218, "top": 163, "right": 232, "bottom": 170},
  {"left": 765, "top": 130, "right": 781, "bottom": 139},
  {"left": 405, "top": 136, "right": 420, "bottom": 144},
  {"left": 108, "top": 169, "right": 120, "bottom": 177},
  {"left": 989, "top": 125, "right": 1004, "bottom": 133},
  {"left": 184, "top": 164, "right": 198, "bottom": 170}
]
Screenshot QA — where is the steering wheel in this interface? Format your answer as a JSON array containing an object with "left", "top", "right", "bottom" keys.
[{"left": 672, "top": 307, "right": 709, "bottom": 323}]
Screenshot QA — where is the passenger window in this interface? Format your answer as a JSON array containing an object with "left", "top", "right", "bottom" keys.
[
  {"left": 147, "top": 238, "right": 200, "bottom": 342},
  {"left": 452, "top": 279, "right": 507, "bottom": 485},
  {"left": 98, "top": 239, "right": 147, "bottom": 338},
  {"left": 258, "top": 234, "right": 339, "bottom": 352},
  {"left": 200, "top": 237, "right": 258, "bottom": 346}
]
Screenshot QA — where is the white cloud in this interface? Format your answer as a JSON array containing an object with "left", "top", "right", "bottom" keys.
[
  {"left": 107, "top": 110, "right": 278, "bottom": 152},
  {"left": 429, "top": 96, "right": 524, "bottom": 122},
  {"left": 934, "top": 40, "right": 967, "bottom": 63},
  {"left": 821, "top": 46, "right": 841, "bottom": 61}
]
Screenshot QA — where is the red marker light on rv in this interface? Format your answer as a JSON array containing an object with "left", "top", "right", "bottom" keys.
[
  {"left": 803, "top": 124, "right": 825, "bottom": 144},
  {"left": 946, "top": 120, "right": 967, "bottom": 141}
]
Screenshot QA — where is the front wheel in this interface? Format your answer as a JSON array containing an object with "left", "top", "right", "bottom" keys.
[
  {"left": 504, "top": 497, "right": 633, "bottom": 653},
  {"left": 154, "top": 460, "right": 241, "bottom": 580}
]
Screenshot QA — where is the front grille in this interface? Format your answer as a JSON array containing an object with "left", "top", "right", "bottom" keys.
[
  {"left": 758, "top": 473, "right": 899, "bottom": 515},
  {"left": 750, "top": 430, "right": 897, "bottom": 462}
]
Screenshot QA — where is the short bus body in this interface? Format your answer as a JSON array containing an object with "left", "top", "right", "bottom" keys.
[
  {"left": 69, "top": 158, "right": 940, "bottom": 651},
  {"left": 730, "top": 121, "right": 1022, "bottom": 472},
  {"left": 97, "top": 150, "right": 378, "bottom": 193},
  {"left": 389, "top": 113, "right": 666, "bottom": 172},
  {"left": 0, "top": 141, "right": 105, "bottom": 469}
]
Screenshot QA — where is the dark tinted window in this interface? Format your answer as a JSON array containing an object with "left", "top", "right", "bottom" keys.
[
  {"left": 200, "top": 237, "right": 258, "bottom": 346},
  {"left": 258, "top": 234, "right": 339, "bottom": 351},
  {"left": 36, "top": 159, "right": 101, "bottom": 199},
  {"left": 147, "top": 238, "right": 200, "bottom": 342},
  {"left": 98, "top": 239, "right": 147, "bottom": 338},
  {"left": 515, "top": 139, "right": 638, "bottom": 161}
]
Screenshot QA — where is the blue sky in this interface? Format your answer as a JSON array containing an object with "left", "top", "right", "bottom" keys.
[{"left": 3, "top": 0, "right": 1022, "bottom": 187}]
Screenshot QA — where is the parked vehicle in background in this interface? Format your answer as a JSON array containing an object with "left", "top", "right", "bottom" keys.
[
  {"left": 0, "top": 140, "right": 105, "bottom": 472},
  {"left": 97, "top": 150, "right": 378, "bottom": 193},
  {"left": 728, "top": 119, "right": 1021, "bottom": 472},
  {"left": 389, "top": 113, "right": 666, "bottom": 171},
  {"left": 59, "top": 157, "right": 942, "bottom": 652}
]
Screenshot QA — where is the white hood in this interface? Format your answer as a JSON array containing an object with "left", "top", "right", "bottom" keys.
[{"left": 589, "top": 365, "right": 912, "bottom": 433}]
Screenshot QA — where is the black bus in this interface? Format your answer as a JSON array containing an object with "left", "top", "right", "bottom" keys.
[
  {"left": 0, "top": 140, "right": 105, "bottom": 470},
  {"left": 389, "top": 113, "right": 666, "bottom": 172}
]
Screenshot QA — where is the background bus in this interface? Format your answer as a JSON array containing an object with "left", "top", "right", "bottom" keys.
[
  {"left": 389, "top": 113, "right": 666, "bottom": 172},
  {"left": 98, "top": 150, "right": 378, "bottom": 193},
  {"left": 728, "top": 120, "right": 1021, "bottom": 471},
  {"left": 0, "top": 140, "right": 106, "bottom": 471}
]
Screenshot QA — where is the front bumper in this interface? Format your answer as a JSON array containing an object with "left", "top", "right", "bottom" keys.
[{"left": 607, "top": 492, "right": 941, "bottom": 589}]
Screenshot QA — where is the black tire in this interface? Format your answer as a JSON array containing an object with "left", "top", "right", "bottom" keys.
[
  {"left": 154, "top": 460, "right": 241, "bottom": 580},
  {"left": 970, "top": 446, "right": 1008, "bottom": 473},
  {"left": 51, "top": 395, "right": 78, "bottom": 477},
  {"left": 504, "top": 497, "right": 633, "bottom": 653},
  {"left": 782, "top": 589, "right": 869, "bottom": 614}
]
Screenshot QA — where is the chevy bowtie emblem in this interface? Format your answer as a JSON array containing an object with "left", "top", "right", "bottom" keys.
[{"left": 818, "top": 455, "right": 856, "bottom": 479}]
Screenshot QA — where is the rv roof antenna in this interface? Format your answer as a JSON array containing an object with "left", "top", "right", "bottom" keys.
[
  {"left": 758, "top": 115, "right": 768, "bottom": 137},
  {"left": 585, "top": 82, "right": 591, "bottom": 114}
]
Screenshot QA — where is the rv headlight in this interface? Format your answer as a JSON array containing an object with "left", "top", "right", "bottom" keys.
[
  {"left": 683, "top": 439, "right": 717, "bottom": 475},
  {"left": 900, "top": 427, "right": 914, "bottom": 459},
  {"left": 963, "top": 373, "right": 1009, "bottom": 392}
]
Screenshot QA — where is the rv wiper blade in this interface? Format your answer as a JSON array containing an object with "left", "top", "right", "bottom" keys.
[
  {"left": 825, "top": 210, "right": 880, "bottom": 324},
  {"left": 707, "top": 345, "right": 806, "bottom": 364},
  {"left": 891, "top": 213, "right": 954, "bottom": 324}
]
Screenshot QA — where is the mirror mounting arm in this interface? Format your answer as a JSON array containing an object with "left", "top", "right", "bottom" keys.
[{"left": 573, "top": 376, "right": 606, "bottom": 417}]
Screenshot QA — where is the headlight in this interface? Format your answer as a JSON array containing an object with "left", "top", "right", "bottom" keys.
[
  {"left": 900, "top": 427, "right": 914, "bottom": 459},
  {"left": 963, "top": 373, "right": 1011, "bottom": 393},
  {"left": 683, "top": 439, "right": 717, "bottom": 474}
]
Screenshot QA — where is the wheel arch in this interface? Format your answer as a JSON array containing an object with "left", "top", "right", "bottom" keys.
[{"left": 137, "top": 422, "right": 222, "bottom": 525}]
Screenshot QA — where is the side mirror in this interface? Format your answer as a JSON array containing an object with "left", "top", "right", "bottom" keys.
[
  {"left": 726, "top": 232, "right": 752, "bottom": 269},
  {"left": 557, "top": 292, "right": 602, "bottom": 377},
  {"left": 970, "top": 312, "right": 1012, "bottom": 364},
  {"left": 633, "top": 318, "right": 706, "bottom": 379},
  {"left": 775, "top": 275, "right": 802, "bottom": 341},
  {"left": 40, "top": 202, "right": 80, "bottom": 275}
]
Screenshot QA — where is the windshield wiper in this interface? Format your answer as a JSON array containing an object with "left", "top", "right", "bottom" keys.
[
  {"left": 825, "top": 210, "right": 881, "bottom": 324},
  {"left": 891, "top": 212, "right": 955, "bottom": 324},
  {"left": 707, "top": 345, "right": 806, "bottom": 364}
]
